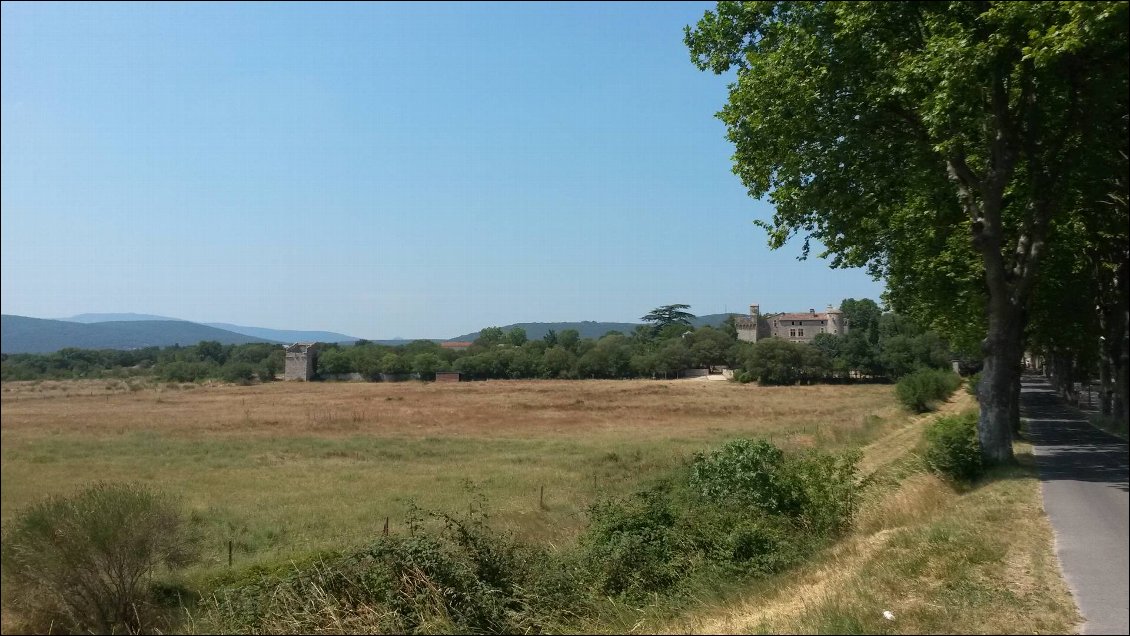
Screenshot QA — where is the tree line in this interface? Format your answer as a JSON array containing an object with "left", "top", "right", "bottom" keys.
[{"left": 0, "top": 299, "right": 961, "bottom": 384}]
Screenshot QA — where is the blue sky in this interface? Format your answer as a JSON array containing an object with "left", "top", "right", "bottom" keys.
[{"left": 1, "top": 1, "right": 884, "bottom": 339}]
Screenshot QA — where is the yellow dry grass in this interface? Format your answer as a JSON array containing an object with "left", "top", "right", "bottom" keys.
[
  {"left": 1, "top": 378, "right": 901, "bottom": 574},
  {"left": 0, "top": 378, "right": 898, "bottom": 441}
]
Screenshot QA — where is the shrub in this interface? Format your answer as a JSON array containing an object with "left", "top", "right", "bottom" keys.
[
  {"left": 581, "top": 440, "right": 860, "bottom": 599},
  {"left": 220, "top": 361, "right": 256, "bottom": 385},
  {"left": 896, "top": 368, "right": 962, "bottom": 412},
  {"left": 689, "top": 439, "right": 800, "bottom": 515},
  {"left": 0, "top": 482, "right": 200, "bottom": 634},
  {"left": 924, "top": 412, "right": 983, "bottom": 481},
  {"left": 689, "top": 439, "right": 860, "bottom": 535},
  {"left": 582, "top": 487, "right": 682, "bottom": 596}
]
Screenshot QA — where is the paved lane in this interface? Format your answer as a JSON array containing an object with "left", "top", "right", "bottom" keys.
[{"left": 1022, "top": 377, "right": 1129, "bottom": 635}]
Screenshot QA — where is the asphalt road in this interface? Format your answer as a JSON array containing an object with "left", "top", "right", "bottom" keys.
[{"left": 1022, "top": 376, "right": 1129, "bottom": 635}]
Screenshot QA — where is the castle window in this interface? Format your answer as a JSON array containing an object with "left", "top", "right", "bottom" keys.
[
  {"left": 789, "top": 329, "right": 796, "bottom": 337},
  {"left": 798, "top": 329, "right": 804, "bottom": 337}
]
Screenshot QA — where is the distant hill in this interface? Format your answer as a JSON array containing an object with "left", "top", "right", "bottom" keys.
[
  {"left": 691, "top": 313, "right": 739, "bottom": 328},
  {"left": 58, "top": 313, "right": 362, "bottom": 345},
  {"left": 204, "top": 323, "right": 360, "bottom": 345},
  {"left": 62, "top": 312, "right": 183, "bottom": 323},
  {"left": 1, "top": 315, "right": 273, "bottom": 354},
  {"left": 446, "top": 314, "right": 738, "bottom": 342}
]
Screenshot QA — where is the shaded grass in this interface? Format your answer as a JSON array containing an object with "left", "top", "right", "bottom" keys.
[{"left": 1088, "top": 413, "right": 1128, "bottom": 440}]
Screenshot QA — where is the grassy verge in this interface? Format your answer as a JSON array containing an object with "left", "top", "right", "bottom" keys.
[
  {"left": 1087, "top": 413, "right": 1128, "bottom": 440},
  {"left": 656, "top": 393, "right": 1079, "bottom": 635}
]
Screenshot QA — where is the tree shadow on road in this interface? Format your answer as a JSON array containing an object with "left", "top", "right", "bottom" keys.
[{"left": 1021, "top": 382, "right": 1129, "bottom": 494}]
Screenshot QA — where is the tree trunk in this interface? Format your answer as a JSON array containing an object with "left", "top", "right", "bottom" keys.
[
  {"left": 1010, "top": 365, "right": 1023, "bottom": 434},
  {"left": 1099, "top": 354, "right": 1114, "bottom": 416},
  {"left": 979, "top": 303, "right": 1024, "bottom": 464}
]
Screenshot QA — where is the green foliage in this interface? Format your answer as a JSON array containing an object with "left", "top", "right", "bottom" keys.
[
  {"left": 742, "top": 339, "right": 829, "bottom": 385},
  {"left": 686, "top": 0, "right": 1129, "bottom": 463},
  {"left": 896, "top": 368, "right": 962, "bottom": 412},
  {"left": 924, "top": 412, "right": 983, "bottom": 481},
  {"left": 0, "top": 482, "right": 200, "bottom": 634},
  {"left": 689, "top": 439, "right": 861, "bottom": 535},
  {"left": 506, "top": 326, "right": 528, "bottom": 346},
  {"left": 689, "top": 440, "right": 796, "bottom": 514},
  {"left": 640, "top": 304, "right": 696, "bottom": 329},
  {"left": 583, "top": 439, "right": 859, "bottom": 598},
  {"left": 220, "top": 361, "right": 256, "bottom": 385}
]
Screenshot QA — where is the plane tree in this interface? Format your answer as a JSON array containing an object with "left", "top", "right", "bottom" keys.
[{"left": 686, "top": 1, "right": 1128, "bottom": 463}]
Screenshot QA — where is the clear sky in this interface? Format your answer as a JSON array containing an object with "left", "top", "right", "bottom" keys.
[{"left": 1, "top": 1, "right": 885, "bottom": 340}]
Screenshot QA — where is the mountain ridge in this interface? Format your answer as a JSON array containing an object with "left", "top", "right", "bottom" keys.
[{"left": 1, "top": 315, "right": 274, "bottom": 354}]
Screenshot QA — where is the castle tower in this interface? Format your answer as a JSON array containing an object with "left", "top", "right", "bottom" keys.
[
  {"left": 825, "top": 304, "right": 846, "bottom": 335},
  {"left": 737, "top": 303, "right": 761, "bottom": 343}
]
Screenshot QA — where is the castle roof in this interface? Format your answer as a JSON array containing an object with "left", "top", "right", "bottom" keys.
[{"left": 774, "top": 312, "right": 835, "bottom": 321}]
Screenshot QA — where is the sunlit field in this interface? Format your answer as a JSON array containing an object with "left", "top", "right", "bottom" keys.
[{"left": 1, "top": 378, "right": 902, "bottom": 574}]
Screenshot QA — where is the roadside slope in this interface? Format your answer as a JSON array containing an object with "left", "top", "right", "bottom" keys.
[{"left": 660, "top": 389, "right": 1079, "bottom": 635}]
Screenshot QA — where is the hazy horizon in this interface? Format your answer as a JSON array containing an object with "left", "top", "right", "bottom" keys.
[{"left": 2, "top": 2, "right": 885, "bottom": 339}]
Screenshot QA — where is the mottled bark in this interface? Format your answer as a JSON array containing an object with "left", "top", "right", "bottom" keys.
[{"left": 978, "top": 300, "right": 1024, "bottom": 463}]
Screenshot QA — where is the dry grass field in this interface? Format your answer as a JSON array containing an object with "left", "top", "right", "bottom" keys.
[{"left": 1, "top": 378, "right": 901, "bottom": 575}]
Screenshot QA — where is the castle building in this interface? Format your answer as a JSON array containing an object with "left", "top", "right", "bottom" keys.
[{"left": 736, "top": 304, "right": 848, "bottom": 344}]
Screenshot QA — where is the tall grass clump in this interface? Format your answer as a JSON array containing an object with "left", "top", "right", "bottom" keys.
[
  {"left": 924, "top": 412, "right": 983, "bottom": 481},
  {"left": 896, "top": 368, "right": 962, "bottom": 412},
  {"left": 0, "top": 482, "right": 201, "bottom": 634},
  {"left": 201, "top": 510, "right": 590, "bottom": 634}
]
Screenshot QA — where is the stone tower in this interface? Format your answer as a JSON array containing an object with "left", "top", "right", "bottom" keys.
[
  {"left": 825, "top": 305, "right": 847, "bottom": 335},
  {"left": 736, "top": 304, "right": 762, "bottom": 343}
]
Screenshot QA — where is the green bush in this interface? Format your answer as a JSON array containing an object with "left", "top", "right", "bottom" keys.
[
  {"left": 689, "top": 439, "right": 860, "bottom": 534},
  {"left": 582, "top": 487, "right": 682, "bottom": 596},
  {"left": 581, "top": 439, "right": 860, "bottom": 599},
  {"left": 924, "top": 412, "right": 983, "bottom": 481},
  {"left": 896, "top": 368, "right": 962, "bottom": 412},
  {"left": 689, "top": 439, "right": 799, "bottom": 515},
  {"left": 0, "top": 482, "right": 200, "bottom": 634},
  {"left": 220, "top": 361, "right": 256, "bottom": 385}
]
